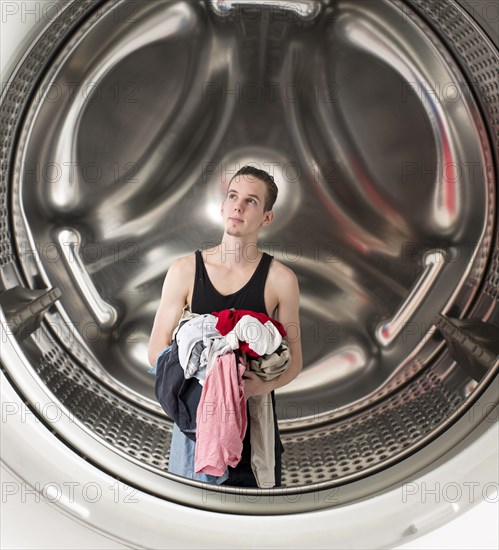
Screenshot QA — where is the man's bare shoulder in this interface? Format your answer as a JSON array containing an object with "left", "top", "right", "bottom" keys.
[
  {"left": 167, "top": 251, "right": 196, "bottom": 277},
  {"left": 161, "top": 251, "right": 196, "bottom": 289},
  {"left": 154, "top": 252, "right": 196, "bottom": 309},
  {"left": 268, "top": 257, "right": 299, "bottom": 293},
  {"left": 267, "top": 258, "right": 300, "bottom": 330},
  {"left": 269, "top": 256, "right": 297, "bottom": 279},
  {"left": 173, "top": 250, "right": 196, "bottom": 267}
]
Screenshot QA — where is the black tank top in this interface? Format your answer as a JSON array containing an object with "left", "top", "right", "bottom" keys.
[
  {"left": 190, "top": 248, "right": 284, "bottom": 487},
  {"left": 191, "top": 249, "right": 272, "bottom": 315}
]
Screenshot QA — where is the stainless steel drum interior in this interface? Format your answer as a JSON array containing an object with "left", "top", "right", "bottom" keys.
[{"left": 0, "top": 0, "right": 497, "bottom": 514}]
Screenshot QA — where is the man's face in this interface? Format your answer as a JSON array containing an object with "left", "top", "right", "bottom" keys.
[{"left": 221, "top": 174, "right": 272, "bottom": 237}]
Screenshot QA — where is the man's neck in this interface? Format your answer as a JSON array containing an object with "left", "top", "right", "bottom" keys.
[{"left": 211, "top": 239, "right": 262, "bottom": 267}]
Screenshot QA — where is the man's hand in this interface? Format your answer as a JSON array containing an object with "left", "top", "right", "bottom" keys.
[{"left": 242, "top": 371, "right": 273, "bottom": 397}]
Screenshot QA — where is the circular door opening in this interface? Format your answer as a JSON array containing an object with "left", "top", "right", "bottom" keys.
[{"left": 1, "top": 0, "right": 498, "bottom": 516}]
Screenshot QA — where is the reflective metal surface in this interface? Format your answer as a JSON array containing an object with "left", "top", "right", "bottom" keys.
[{"left": 1, "top": 0, "right": 498, "bottom": 509}]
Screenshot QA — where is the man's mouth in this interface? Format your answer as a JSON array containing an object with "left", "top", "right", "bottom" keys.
[{"left": 230, "top": 217, "right": 243, "bottom": 223}]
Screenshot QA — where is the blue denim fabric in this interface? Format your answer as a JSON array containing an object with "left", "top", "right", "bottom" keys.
[
  {"left": 168, "top": 422, "right": 229, "bottom": 484},
  {"left": 148, "top": 344, "right": 173, "bottom": 374}
]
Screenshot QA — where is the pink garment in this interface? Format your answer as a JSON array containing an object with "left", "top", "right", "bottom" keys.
[{"left": 194, "top": 352, "right": 248, "bottom": 476}]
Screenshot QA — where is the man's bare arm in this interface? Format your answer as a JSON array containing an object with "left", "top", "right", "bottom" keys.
[
  {"left": 267, "top": 268, "right": 303, "bottom": 391},
  {"left": 147, "top": 259, "right": 188, "bottom": 367}
]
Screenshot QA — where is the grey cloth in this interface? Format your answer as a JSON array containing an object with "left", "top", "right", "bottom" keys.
[
  {"left": 176, "top": 313, "right": 220, "bottom": 384},
  {"left": 244, "top": 340, "right": 291, "bottom": 488},
  {"left": 174, "top": 304, "right": 239, "bottom": 386}
]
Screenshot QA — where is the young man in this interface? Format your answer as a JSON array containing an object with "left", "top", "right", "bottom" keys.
[{"left": 148, "top": 165, "right": 303, "bottom": 487}]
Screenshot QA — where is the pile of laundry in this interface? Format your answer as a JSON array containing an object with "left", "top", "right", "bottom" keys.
[{"left": 149, "top": 303, "right": 291, "bottom": 488}]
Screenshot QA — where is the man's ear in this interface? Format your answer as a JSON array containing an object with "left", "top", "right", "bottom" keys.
[{"left": 264, "top": 210, "right": 274, "bottom": 225}]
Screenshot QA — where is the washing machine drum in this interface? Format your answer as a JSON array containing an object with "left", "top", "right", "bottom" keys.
[{"left": 1, "top": 0, "right": 498, "bottom": 545}]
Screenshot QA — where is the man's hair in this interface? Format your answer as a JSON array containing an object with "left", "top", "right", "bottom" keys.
[{"left": 228, "top": 165, "right": 278, "bottom": 212}]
